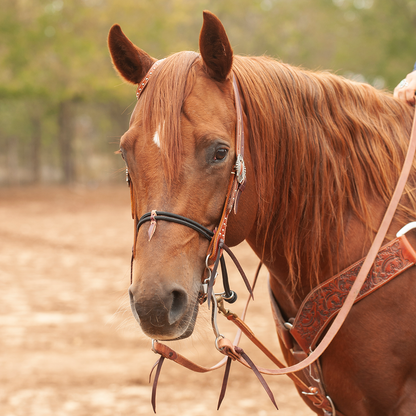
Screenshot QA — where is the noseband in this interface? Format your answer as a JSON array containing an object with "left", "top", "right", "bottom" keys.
[{"left": 137, "top": 211, "right": 213, "bottom": 240}]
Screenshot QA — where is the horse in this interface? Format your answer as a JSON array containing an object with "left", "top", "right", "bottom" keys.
[{"left": 108, "top": 10, "right": 416, "bottom": 416}]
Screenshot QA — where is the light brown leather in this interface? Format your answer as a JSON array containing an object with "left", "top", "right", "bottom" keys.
[
  {"left": 291, "top": 235, "right": 416, "bottom": 352},
  {"left": 152, "top": 341, "right": 228, "bottom": 373}
]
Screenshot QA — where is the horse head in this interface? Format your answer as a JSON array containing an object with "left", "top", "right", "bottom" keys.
[{"left": 108, "top": 12, "right": 257, "bottom": 340}]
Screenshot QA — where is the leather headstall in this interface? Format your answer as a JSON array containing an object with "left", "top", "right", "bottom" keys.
[
  {"left": 134, "top": 57, "right": 248, "bottom": 305},
  {"left": 206, "top": 75, "right": 247, "bottom": 262}
]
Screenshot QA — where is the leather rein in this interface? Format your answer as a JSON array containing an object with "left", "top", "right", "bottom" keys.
[{"left": 129, "top": 59, "right": 416, "bottom": 415}]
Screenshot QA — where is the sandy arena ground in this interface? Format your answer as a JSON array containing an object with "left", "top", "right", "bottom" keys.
[{"left": 0, "top": 186, "right": 314, "bottom": 416}]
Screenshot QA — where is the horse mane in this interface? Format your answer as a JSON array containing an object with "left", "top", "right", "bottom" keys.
[
  {"left": 232, "top": 55, "right": 416, "bottom": 288},
  {"left": 139, "top": 51, "right": 416, "bottom": 288}
]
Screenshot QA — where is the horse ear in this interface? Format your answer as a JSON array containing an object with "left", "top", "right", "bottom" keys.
[
  {"left": 199, "top": 11, "right": 233, "bottom": 82},
  {"left": 108, "top": 24, "right": 156, "bottom": 85}
]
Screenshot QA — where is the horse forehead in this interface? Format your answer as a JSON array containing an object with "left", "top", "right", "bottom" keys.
[{"left": 185, "top": 76, "right": 235, "bottom": 122}]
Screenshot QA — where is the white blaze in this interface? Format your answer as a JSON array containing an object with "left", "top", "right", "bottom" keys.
[
  {"left": 153, "top": 130, "right": 161, "bottom": 148},
  {"left": 153, "top": 123, "right": 164, "bottom": 148}
]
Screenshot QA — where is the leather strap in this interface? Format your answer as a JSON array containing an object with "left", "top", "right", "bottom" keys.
[
  {"left": 150, "top": 260, "right": 264, "bottom": 374},
  {"left": 217, "top": 357, "right": 232, "bottom": 410},
  {"left": 268, "top": 282, "right": 294, "bottom": 350},
  {"left": 222, "top": 244, "right": 253, "bottom": 298},
  {"left": 235, "top": 346, "right": 278, "bottom": 410},
  {"left": 136, "top": 59, "right": 165, "bottom": 99},
  {"left": 290, "top": 235, "right": 416, "bottom": 352},
  {"left": 207, "top": 75, "right": 247, "bottom": 262},
  {"left": 151, "top": 356, "right": 165, "bottom": 413},
  {"left": 152, "top": 339, "right": 230, "bottom": 372}
]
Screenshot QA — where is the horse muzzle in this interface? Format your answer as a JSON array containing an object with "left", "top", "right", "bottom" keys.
[{"left": 128, "top": 283, "right": 198, "bottom": 340}]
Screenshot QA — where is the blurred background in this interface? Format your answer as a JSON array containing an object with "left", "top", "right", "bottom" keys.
[
  {"left": 1, "top": 0, "right": 416, "bottom": 186},
  {"left": 1, "top": 1, "right": 416, "bottom": 415}
]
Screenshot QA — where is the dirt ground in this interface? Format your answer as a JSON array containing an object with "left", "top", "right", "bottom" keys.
[{"left": 0, "top": 186, "right": 314, "bottom": 416}]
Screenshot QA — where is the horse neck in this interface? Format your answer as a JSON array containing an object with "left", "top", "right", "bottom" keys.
[
  {"left": 246, "top": 198, "right": 382, "bottom": 316},
  {"left": 234, "top": 55, "right": 414, "bottom": 314}
]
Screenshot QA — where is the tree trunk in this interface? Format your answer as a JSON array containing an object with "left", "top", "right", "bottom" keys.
[
  {"left": 6, "top": 135, "right": 19, "bottom": 186},
  {"left": 30, "top": 112, "right": 42, "bottom": 184},
  {"left": 58, "top": 100, "right": 76, "bottom": 184}
]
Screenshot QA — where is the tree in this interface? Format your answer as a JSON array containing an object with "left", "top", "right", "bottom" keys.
[{"left": 1, "top": 0, "right": 416, "bottom": 184}]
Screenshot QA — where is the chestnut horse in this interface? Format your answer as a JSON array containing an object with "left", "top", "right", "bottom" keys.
[{"left": 108, "top": 11, "right": 416, "bottom": 416}]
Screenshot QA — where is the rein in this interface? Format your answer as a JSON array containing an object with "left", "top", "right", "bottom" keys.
[{"left": 130, "top": 59, "right": 416, "bottom": 415}]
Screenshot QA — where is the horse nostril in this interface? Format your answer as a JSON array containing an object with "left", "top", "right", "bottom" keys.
[
  {"left": 129, "top": 283, "right": 189, "bottom": 329},
  {"left": 169, "top": 289, "right": 188, "bottom": 325}
]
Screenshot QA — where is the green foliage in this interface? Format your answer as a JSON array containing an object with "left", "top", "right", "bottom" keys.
[
  {"left": 1, "top": 0, "right": 416, "bottom": 183},
  {"left": 2, "top": 0, "right": 416, "bottom": 99}
]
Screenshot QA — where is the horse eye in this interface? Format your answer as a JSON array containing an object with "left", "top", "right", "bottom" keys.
[{"left": 214, "top": 148, "right": 228, "bottom": 161}]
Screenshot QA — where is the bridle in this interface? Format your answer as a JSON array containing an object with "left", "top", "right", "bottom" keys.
[
  {"left": 126, "top": 58, "right": 416, "bottom": 415},
  {"left": 129, "top": 59, "right": 323, "bottom": 411},
  {"left": 136, "top": 210, "right": 249, "bottom": 305},
  {"left": 133, "top": 59, "right": 249, "bottom": 310}
]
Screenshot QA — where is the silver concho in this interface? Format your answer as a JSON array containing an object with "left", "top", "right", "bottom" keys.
[{"left": 235, "top": 154, "right": 246, "bottom": 184}]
